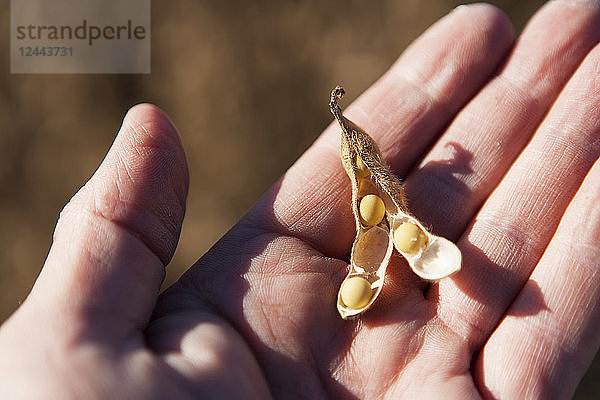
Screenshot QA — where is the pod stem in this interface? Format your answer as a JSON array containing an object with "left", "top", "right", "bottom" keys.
[{"left": 329, "top": 85, "right": 347, "bottom": 126}]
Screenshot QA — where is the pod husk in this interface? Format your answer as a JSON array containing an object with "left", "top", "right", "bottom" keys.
[{"left": 330, "top": 86, "right": 461, "bottom": 319}]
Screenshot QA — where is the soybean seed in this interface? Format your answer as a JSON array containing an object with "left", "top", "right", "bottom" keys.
[
  {"left": 340, "top": 276, "right": 372, "bottom": 309},
  {"left": 359, "top": 194, "right": 385, "bottom": 226},
  {"left": 393, "top": 222, "right": 426, "bottom": 254}
]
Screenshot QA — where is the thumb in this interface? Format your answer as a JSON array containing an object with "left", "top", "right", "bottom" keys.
[{"left": 30, "top": 104, "right": 188, "bottom": 337}]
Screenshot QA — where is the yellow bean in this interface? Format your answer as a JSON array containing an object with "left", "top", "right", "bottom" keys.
[
  {"left": 340, "top": 276, "right": 372, "bottom": 309},
  {"left": 359, "top": 194, "right": 385, "bottom": 226},
  {"left": 393, "top": 222, "right": 426, "bottom": 254},
  {"left": 355, "top": 156, "right": 370, "bottom": 177}
]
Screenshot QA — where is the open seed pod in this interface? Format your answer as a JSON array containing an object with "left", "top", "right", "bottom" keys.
[{"left": 330, "top": 86, "right": 461, "bottom": 319}]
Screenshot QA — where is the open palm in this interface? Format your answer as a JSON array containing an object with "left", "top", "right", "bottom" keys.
[{"left": 2, "top": 2, "right": 600, "bottom": 399}]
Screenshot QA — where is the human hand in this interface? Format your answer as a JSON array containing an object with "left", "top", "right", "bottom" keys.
[{"left": 2, "top": 2, "right": 600, "bottom": 399}]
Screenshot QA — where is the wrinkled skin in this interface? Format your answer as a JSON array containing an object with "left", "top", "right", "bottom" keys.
[{"left": 2, "top": 2, "right": 600, "bottom": 399}]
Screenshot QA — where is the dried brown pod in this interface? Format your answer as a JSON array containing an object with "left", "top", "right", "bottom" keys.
[{"left": 330, "top": 86, "right": 461, "bottom": 319}]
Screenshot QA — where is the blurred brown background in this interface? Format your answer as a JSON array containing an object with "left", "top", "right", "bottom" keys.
[{"left": 1, "top": 0, "right": 599, "bottom": 397}]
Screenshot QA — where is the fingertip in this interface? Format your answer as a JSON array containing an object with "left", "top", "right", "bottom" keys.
[
  {"left": 125, "top": 102, "right": 167, "bottom": 118},
  {"left": 119, "top": 103, "right": 189, "bottom": 202},
  {"left": 451, "top": 2, "right": 515, "bottom": 44},
  {"left": 122, "top": 103, "right": 183, "bottom": 155},
  {"left": 123, "top": 103, "right": 177, "bottom": 139}
]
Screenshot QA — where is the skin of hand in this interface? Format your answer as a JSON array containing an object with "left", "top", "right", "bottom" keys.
[{"left": 2, "top": 1, "right": 600, "bottom": 399}]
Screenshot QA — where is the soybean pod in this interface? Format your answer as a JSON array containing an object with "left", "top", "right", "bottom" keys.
[{"left": 330, "top": 86, "right": 461, "bottom": 319}]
